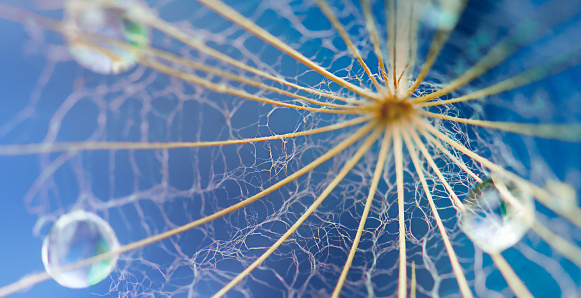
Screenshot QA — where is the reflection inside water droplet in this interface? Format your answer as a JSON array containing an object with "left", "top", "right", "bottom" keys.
[
  {"left": 460, "top": 178, "right": 533, "bottom": 253},
  {"left": 65, "top": 0, "right": 150, "bottom": 74},
  {"left": 41, "top": 210, "right": 120, "bottom": 289}
]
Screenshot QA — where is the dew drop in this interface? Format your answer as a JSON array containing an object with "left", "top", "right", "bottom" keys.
[
  {"left": 422, "top": 0, "right": 463, "bottom": 30},
  {"left": 41, "top": 210, "right": 120, "bottom": 289},
  {"left": 460, "top": 178, "right": 534, "bottom": 253},
  {"left": 65, "top": 0, "right": 150, "bottom": 74}
]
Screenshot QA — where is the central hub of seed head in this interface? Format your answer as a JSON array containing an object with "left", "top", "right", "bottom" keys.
[{"left": 376, "top": 96, "right": 415, "bottom": 124}]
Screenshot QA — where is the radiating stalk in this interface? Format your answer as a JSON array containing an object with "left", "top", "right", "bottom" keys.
[
  {"left": 393, "top": 126, "right": 407, "bottom": 298},
  {"left": 148, "top": 18, "right": 363, "bottom": 104},
  {"left": 418, "top": 44, "right": 581, "bottom": 107},
  {"left": 406, "top": 0, "right": 467, "bottom": 97},
  {"left": 0, "top": 272, "right": 52, "bottom": 298},
  {"left": 530, "top": 221, "right": 581, "bottom": 267},
  {"left": 420, "top": 129, "right": 482, "bottom": 183},
  {"left": 407, "top": 125, "right": 465, "bottom": 210},
  {"left": 387, "top": 0, "right": 397, "bottom": 92},
  {"left": 147, "top": 14, "right": 363, "bottom": 104},
  {"left": 315, "top": 0, "right": 385, "bottom": 94},
  {"left": 490, "top": 253, "right": 533, "bottom": 298},
  {"left": 195, "top": 0, "right": 380, "bottom": 101},
  {"left": 387, "top": 0, "right": 421, "bottom": 97},
  {"left": 417, "top": 119, "right": 581, "bottom": 228},
  {"left": 149, "top": 47, "right": 362, "bottom": 110},
  {"left": 410, "top": 261, "right": 416, "bottom": 298},
  {"left": 403, "top": 128, "right": 473, "bottom": 298},
  {"left": 419, "top": 111, "right": 581, "bottom": 142},
  {"left": 212, "top": 126, "right": 383, "bottom": 297},
  {"left": 397, "top": 0, "right": 418, "bottom": 93},
  {"left": 492, "top": 178, "right": 581, "bottom": 268},
  {"left": 0, "top": 120, "right": 377, "bottom": 298},
  {"left": 332, "top": 127, "right": 393, "bottom": 298},
  {"left": 361, "top": 0, "right": 390, "bottom": 89},
  {"left": 0, "top": 115, "right": 373, "bottom": 156},
  {"left": 142, "top": 57, "right": 361, "bottom": 114},
  {"left": 412, "top": 0, "right": 581, "bottom": 103},
  {"left": 0, "top": 3, "right": 362, "bottom": 105}
]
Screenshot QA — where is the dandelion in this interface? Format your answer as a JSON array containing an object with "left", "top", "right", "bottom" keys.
[{"left": 0, "top": 0, "right": 579, "bottom": 297}]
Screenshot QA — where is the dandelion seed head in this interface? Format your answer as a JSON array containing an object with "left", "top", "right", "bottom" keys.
[{"left": 0, "top": 0, "right": 580, "bottom": 297}]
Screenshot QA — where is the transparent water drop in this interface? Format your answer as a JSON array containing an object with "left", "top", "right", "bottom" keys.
[
  {"left": 41, "top": 210, "right": 120, "bottom": 289},
  {"left": 421, "top": 0, "right": 464, "bottom": 30},
  {"left": 460, "top": 178, "right": 534, "bottom": 253},
  {"left": 64, "top": 0, "right": 150, "bottom": 74}
]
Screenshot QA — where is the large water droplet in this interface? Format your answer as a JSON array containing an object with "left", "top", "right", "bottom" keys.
[
  {"left": 41, "top": 210, "right": 120, "bottom": 289},
  {"left": 460, "top": 178, "right": 533, "bottom": 253},
  {"left": 65, "top": 0, "right": 150, "bottom": 74}
]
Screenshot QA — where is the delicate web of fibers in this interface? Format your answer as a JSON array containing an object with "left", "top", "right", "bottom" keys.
[{"left": 0, "top": 0, "right": 579, "bottom": 297}]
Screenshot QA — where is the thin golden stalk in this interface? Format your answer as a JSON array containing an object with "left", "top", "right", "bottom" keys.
[
  {"left": 417, "top": 119, "right": 581, "bottom": 228},
  {"left": 0, "top": 3, "right": 61, "bottom": 31},
  {"left": 212, "top": 126, "right": 384, "bottom": 297},
  {"left": 403, "top": 127, "right": 473, "bottom": 298},
  {"left": 489, "top": 253, "right": 533, "bottom": 298},
  {"left": 530, "top": 221, "right": 581, "bottom": 267},
  {"left": 387, "top": 0, "right": 420, "bottom": 97},
  {"left": 0, "top": 115, "right": 372, "bottom": 156},
  {"left": 143, "top": 19, "right": 364, "bottom": 105},
  {"left": 79, "top": 30, "right": 368, "bottom": 109},
  {"left": 418, "top": 111, "right": 581, "bottom": 142},
  {"left": 141, "top": 57, "right": 362, "bottom": 115},
  {"left": 315, "top": 0, "right": 385, "bottom": 94},
  {"left": 0, "top": 3, "right": 361, "bottom": 106},
  {"left": 407, "top": 125, "right": 465, "bottom": 211},
  {"left": 387, "top": 0, "right": 397, "bottom": 92},
  {"left": 393, "top": 125, "right": 407, "bottom": 298},
  {"left": 397, "top": 0, "right": 418, "bottom": 94},
  {"left": 412, "top": 0, "right": 581, "bottom": 104},
  {"left": 0, "top": 120, "right": 377, "bottom": 298},
  {"left": 418, "top": 45, "right": 581, "bottom": 108},
  {"left": 149, "top": 47, "right": 363, "bottom": 110},
  {"left": 361, "top": 0, "right": 390, "bottom": 89},
  {"left": 195, "top": 0, "right": 381, "bottom": 101},
  {"left": 0, "top": 273, "right": 52, "bottom": 298},
  {"left": 85, "top": 31, "right": 368, "bottom": 108},
  {"left": 420, "top": 130, "right": 482, "bottom": 183},
  {"left": 332, "top": 127, "right": 393, "bottom": 298},
  {"left": 406, "top": 0, "right": 468, "bottom": 97},
  {"left": 492, "top": 178, "right": 581, "bottom": 268},
  {"left": 410, "top": 261, "right": 416, "bottom": 298}
]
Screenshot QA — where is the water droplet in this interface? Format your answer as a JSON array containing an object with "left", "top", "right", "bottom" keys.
[
  {"left": 460, "top": 178, "right": 533, "bottom": 253},
  {"left": 41, "top": 210, "right": 120, "bottom": 289},
  {"left": 421, "top": 0, "right": 463, "bottom": 31},
  {"left": 65, "top": 0, "right": 150, "bottom": 74}
]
